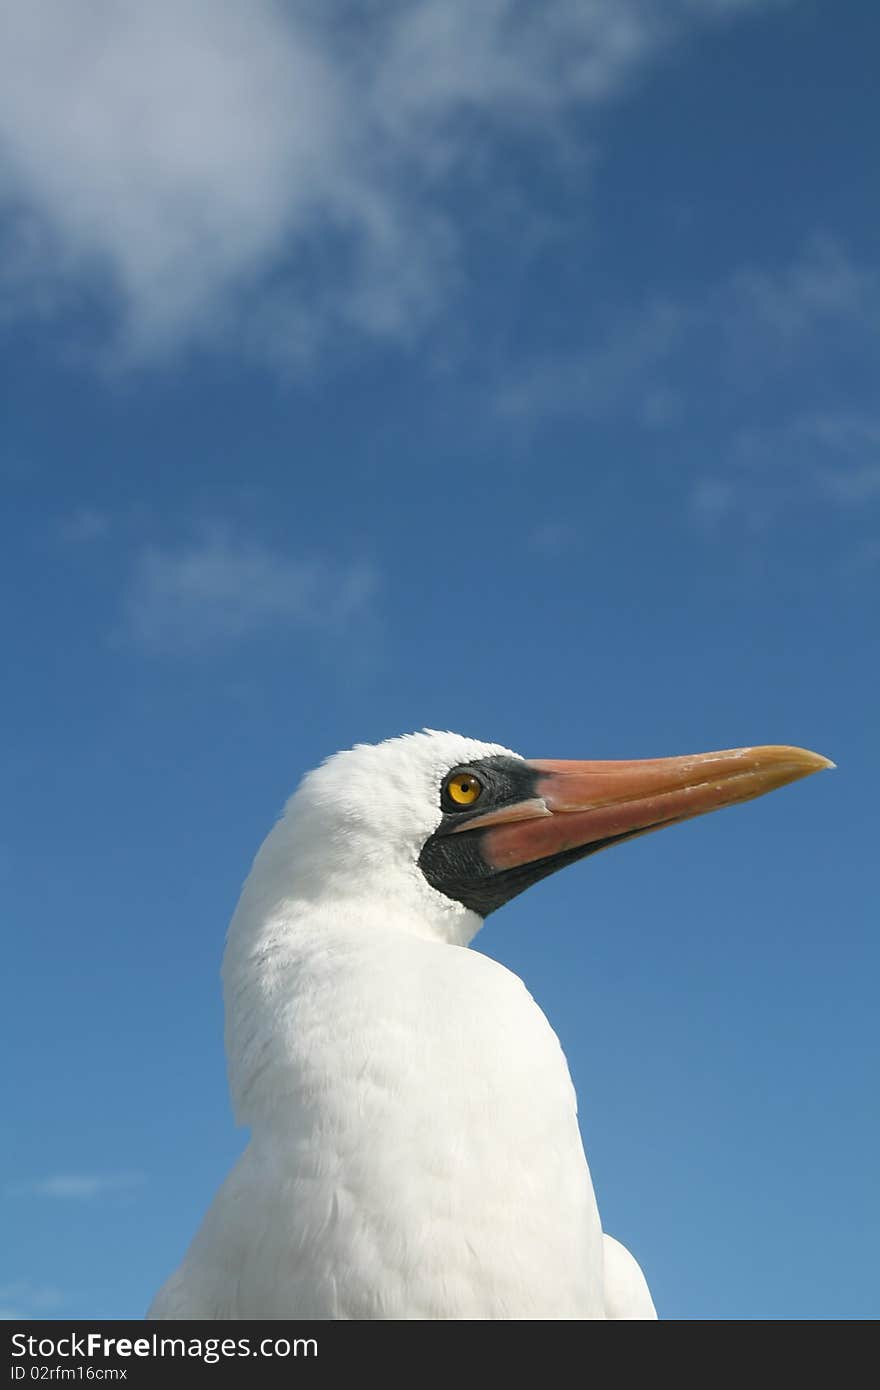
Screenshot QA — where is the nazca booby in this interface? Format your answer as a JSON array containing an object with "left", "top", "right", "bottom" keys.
[{"left": 149, "top": 730, "right": 831, "bottom": 1321}]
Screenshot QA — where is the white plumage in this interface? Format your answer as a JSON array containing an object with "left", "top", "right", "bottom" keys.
[{"left": 148, "top": 730, "right": 662, "bottom": 1319}]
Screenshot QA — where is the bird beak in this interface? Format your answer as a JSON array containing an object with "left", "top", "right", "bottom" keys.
[{"left": 454, "top": 746, "right": 834, "bottom": 870}]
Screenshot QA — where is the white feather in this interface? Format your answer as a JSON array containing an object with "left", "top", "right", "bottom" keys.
[
  {"left": 602, "top": 1235, "right": 658, "bottom": 1319},
  {"left": 148, "top": 730, "right": 655, "bottom": 1320}
]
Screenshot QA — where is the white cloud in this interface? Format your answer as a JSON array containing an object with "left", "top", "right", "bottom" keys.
[
  {"left": 11, "top": 1172, "right": 143, "bottom": 1200},
  {"left": 123, "top": 527, "right": 377, "bottom": 654},
  {"left": 490, "top": 234, "right": 880, "bottom": 534},
  {"left": 528, "top": 521, "right": 578, "bottom": 555},
  {"left": 805, "top": 416, "right": 880, "bottom": 504},
  {"left": 691, "top": 477, "right": 739, "bottom": 529},
  {"left": 727, "top": 235, "right": 874, "bottom": 343},
  {"left": 498, "top": 237, "right": 880, "bottom": 423},
  {"left": 57, "top": 505, "right": 112, "bottom": 544},
  {"left": 691, "top": 411, "right": 880, "bottom": 530},
  {"left": 496, "top": 295, "right": 692, "bottom": 421},
  {"left": 0, "top": 1, "right": 350, "bottom": 358},
  {"left": 0, "top": 1280, "right": 65, "bottom": 1318},
  {"left": 0, "top": 0, "right": 781, "bottom": 364}
]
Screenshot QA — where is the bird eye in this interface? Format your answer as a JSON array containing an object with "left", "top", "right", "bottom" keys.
[{"left": 445, "top": 772, "right": 483, "bottom": 807}]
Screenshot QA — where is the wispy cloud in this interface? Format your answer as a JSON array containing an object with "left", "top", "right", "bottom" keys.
[
  {"left": 10, "top": 1172, "right": 144, "bottom": 1200},
  {"left": 0, "top": 1280, "right": 65, "bottom": 1321},
  {"left": 57, "top": 505, "right": 112, "bottom": 544},
  {"left": 496, "top": 296, "right": 693, "bottom": 422},
  {"left": 692, "top": 411, "right": 880, "bottom": 531},
  {"left": 494, "top": 234, "right": 880, "bottom": 537},
  {"left": 528, "top": 521, "right": 579, "bottom": 555},
  {"left": 726, "top": 235, "right": 874, "bottom": 343},
  {"left": 802, "top": 416, "right": 880, "bottom": 505},
  {"left": 498, "top": 236, "right": 880, "bottom": 424},
  {"left": 123, "top": 527, "right": 378, "bottom": 654},
  {"left": 0, "top": 0, "right": 782, "bottom": 365}
]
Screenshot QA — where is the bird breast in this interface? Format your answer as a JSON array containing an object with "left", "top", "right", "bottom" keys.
[{"left": 218, "top": 912, "right": 605, "bottom": 1318}]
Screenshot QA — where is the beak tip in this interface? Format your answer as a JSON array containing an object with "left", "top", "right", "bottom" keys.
[
  {"left": 750, "top": 745, "right": 835, "bottom": 777},
  {"left": 795, "top": 748, "right": 836, "bottom": 774}
]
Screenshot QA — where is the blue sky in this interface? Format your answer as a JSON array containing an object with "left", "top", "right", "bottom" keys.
[{"left": 2, "top": 0, "right": 877, "bottom": 1321}]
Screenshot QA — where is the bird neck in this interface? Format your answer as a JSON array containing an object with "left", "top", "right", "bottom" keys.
[{"left": 221, "top": 880, "right": 484, "bottom": 1126}]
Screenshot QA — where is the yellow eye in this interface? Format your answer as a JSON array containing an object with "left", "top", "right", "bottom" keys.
[{"left": 446, "top": 772, "right": 482, "bottom": 806}]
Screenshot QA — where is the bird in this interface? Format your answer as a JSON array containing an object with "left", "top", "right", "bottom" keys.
[{"left": 148, "top": 729, "right": 832, "bottom": 1320}]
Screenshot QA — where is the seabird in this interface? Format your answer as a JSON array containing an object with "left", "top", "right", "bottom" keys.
[{"left": 148, "top": 730, "right": 831, "bottom": 1320}]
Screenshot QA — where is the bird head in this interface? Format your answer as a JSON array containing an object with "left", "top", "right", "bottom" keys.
[{"left": 234, "top": 728, "right": 832, "bottom": 947}]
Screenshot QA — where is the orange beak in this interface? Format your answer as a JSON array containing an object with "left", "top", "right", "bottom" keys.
[{"left": 453, "top": 745, "right": 834, "bottom": 870}]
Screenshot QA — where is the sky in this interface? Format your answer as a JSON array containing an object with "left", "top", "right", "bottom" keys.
[{"left": 1, "top": 0, "right": 878, "bottom": 1322}]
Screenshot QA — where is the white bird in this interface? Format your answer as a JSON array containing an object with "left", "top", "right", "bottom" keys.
[{"left": 148, "top": 729, "right": 831, "bottom": 1320}]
